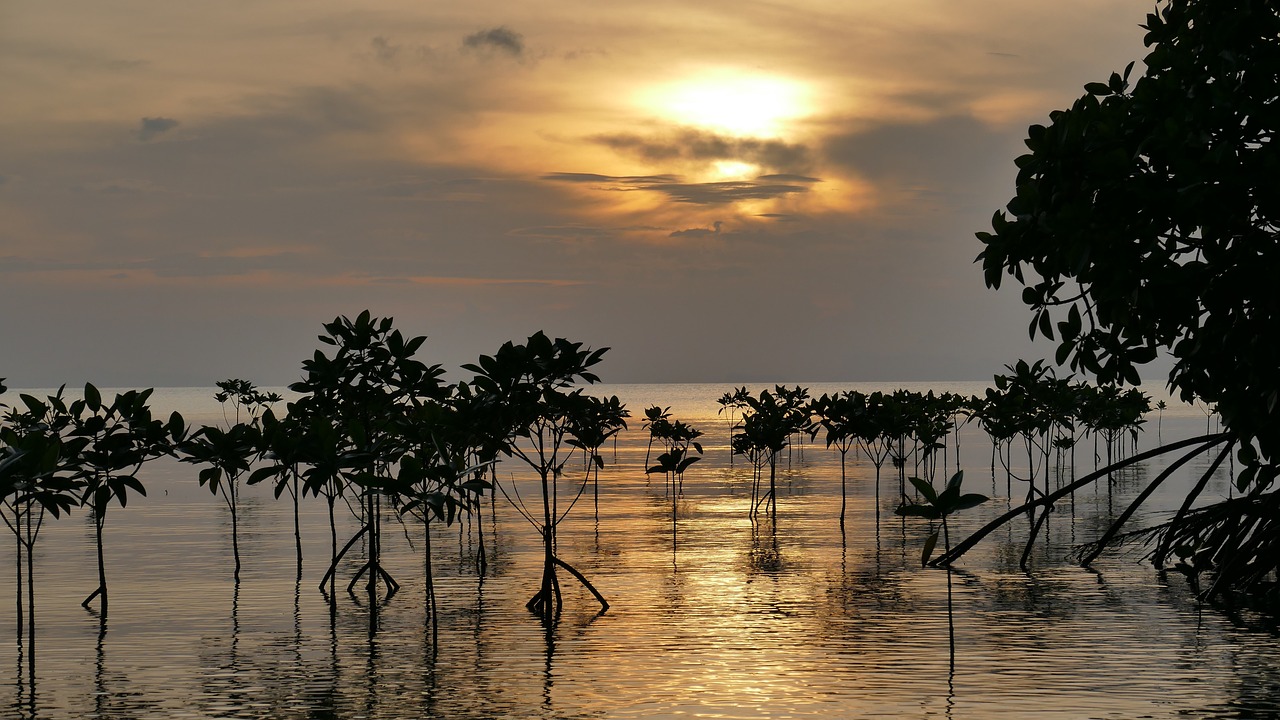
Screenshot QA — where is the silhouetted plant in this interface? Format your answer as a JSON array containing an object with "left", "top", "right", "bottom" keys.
[
  {"left": 733, "top": 387, "right": 809, "bottom": 523},
  {"left": 808, "top": 392, "right": 860, "bottom": 527},
  {"left": 716, "top": 387, "right": 750, "bottom": 466},
  {"left": 566, "top": 395, "right": 629, "bottom": 521},
  {"left": 288, "top": 312, "right": 447, "bottom": 611},
  {"left": 248, "top": 409, "right": 309, "bottom": 578},
  {"left": 292, "top": 411, "right": 358, "bottom": 600},
  {"left": 854, "top": 392, "right": 897, "bottom": 514},
  {"left": 975, "top": 0, "right": 1280, "bottom": 594},
  {"left": 640, "top": 405, "right": 672, "bottom": 475},
  {"left": 896, "top": 471, "right": 987, "bottom": 667},
  {"left": 179, "top": 419, "right": 260, "bottom": 582},
  {"left": 391, "top": 394, "right": 492, "bottom": 646},
  {"left": 645, "top": 417, "right": 702, "bottom": 497},
  {"left": 896, "top": 472, "right": 989, "bottom": 567},
  {"left": 646, "top": 415, "right": 702, "bottom": 552},
  {"left": 773, "top": 385, "right": 811, "bottom": 465},
  {"left": 1155, "top": 400, "right": 1167, "bottom": 441},
  {"left": 64, "top": 384, "right": 175, "bottom": 613},
  {"left": 0, "top": 388, "right": 83, "bottom": 662},
  {"left": 463, "top": 331, "right": 615, "bottom": 620}
]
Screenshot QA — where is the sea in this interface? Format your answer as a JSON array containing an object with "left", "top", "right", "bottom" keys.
[{"left": 0, "top": 381, "right": 1274, "bottom": 719}]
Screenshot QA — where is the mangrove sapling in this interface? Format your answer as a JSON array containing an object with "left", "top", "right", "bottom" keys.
[
  {"left": 440, "top": 380, "right": 512, "bottom": 575},
  {"left": 179, "top": 422, "right": 260, "bottom": 582},
  {"left": 66, "top": 384, "right": 175, "bottom": 613},
  {"left": 733, "top": 388, "right": 809, "bottom": 524},
  {"left": 716, "top": 387, "right": 749, "bottom": 466},
  {"left": 292, "top": 412, "right": 357, "bottom": 601},
  {"left": 464, "top": 332, "right": 615, "bottom": 619},
  {"left": 0, "top": 390, "right": 84, "bottom": 664},
  {"left": 288, "top": 311, "right": 448, "bottom": 610},
  {"left": 646, "top": 418, "right": 703, "bottom": 550},
  {"left": 641, "top": 406, "right": 673, "bottom": 479},
  {"left": 566, "top": 395, "right": 629, "bottom": 522},
  {"left": 177, "top": 380, "right": 281, "bottom": 582},
  {"left": 808, "top": 393, "right": 859, "bottom": 528},
  {"left": 854, "top": 392, "right": 897, "bottom": 518},
  {"left": 773, "top": 385, "right": 811, "bottom": 468},
  {"left": 1156, "top": 400, "right": 1167, "bottom": 442},
  {"left": 248, "top": 410, "right": 310, "bottom": 578},
  {"left": 394, "top": 451, "right": 481, "bottom": 648},
  {"left": 645, "top": 417, "right": 702, "bottom": 497},
  {"left": 391, "top": 393, "right": 497, "bottom": 643},
  {"left": 895, "top": 471, "right": 988, "bottom": 668}
]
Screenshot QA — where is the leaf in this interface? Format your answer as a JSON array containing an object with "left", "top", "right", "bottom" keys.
[
  {"left": 921, "top": 531, "right": 939, "bottom": 567},
  {"left": 945, "top": 470, "right": 963, "bottom": 496},
  {"left": 20, "top": 394, "right": 46, "bottom": 417},
  {"left": 951, "top": 493, "right": 988, "bottom": 512},
  {"left": 85, "top": 383, "right": 101, "bottom": 411},
  {"left": 1084, "top": 81, "right": 1112, "bottom": 96},
  {"left": 247, "top": 466, "right": 279, "bottom": 486},
  {"left": 907, "top": 476, "right": 938, "bottom": 503}
]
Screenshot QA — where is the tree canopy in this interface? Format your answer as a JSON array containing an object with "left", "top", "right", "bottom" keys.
[{"left": 977, "top": 0, "right": 1280, "bottom": 473}]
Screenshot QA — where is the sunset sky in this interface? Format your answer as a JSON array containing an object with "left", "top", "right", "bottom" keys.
[{"left": 2, "top": 2, "right": 1153, "bottom": 388}]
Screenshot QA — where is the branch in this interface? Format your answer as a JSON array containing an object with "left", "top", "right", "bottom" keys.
[{"left": 932, "top": 433, "right": 1228, "bottom": 567}]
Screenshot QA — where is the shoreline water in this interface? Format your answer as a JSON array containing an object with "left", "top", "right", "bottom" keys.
[{"left": 0, "top": 381, "right": 1248, "bottom": 718}]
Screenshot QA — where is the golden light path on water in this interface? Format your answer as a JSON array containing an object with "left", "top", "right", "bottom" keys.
[{"left": 0, "top": 382, "right": 1274, "bottom": 718}]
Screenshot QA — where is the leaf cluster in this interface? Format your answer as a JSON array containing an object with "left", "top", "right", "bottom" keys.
[{"left": 976, "top": 0, "right": 1280, "bottom": 473}]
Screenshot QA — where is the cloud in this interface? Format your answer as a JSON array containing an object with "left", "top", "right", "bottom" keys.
[
  {"left": 136, "top": 116, "right": 178, "bottom": 141},
  {"left": 756, "top": 174, "right": 819, "bottom": 184},
  {"left": 592, "top": 129, "right": 811, "bottom": 173},
  {"left": 650, "top": 180, "right": 810, "bottom": 204},
  {"left": 462, "top": 26, "right": 525, "bottom": 57},
  {"left": 509, "top": 225, "right": 616, "bottom": 242},
  {"left": 669, "top": 221, "right": 723, "bottom": 238},
  {"left": 541, "top": 172, "right": 812, "bottom": 205},
  {"left": 370, "top": 36, "right": 400, "bottom": 65},
  {"left": 823, "top": 115, "right": 1019, "bottom": 193},
  {"left": 541, "top": 172, "right": 679, "bottom": 185}
]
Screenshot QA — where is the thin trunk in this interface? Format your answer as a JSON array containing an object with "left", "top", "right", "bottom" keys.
[
  {"left": 366, "top": 492, "right": 379, "bottom": 599},
  {"left": 839, "top": 449, "right": 847, "bottom": 528},
  {"left": 327, "top": 496, "right": 338, "bottom": 604},
  {"left": 292, "top": 474, "right": 303, "bottom": 579},
  {"left": 97, "top": 513, "right": 107, "bottom": 611},
  {"left": 230, "top": 488, "right": 241, "bottom": 583},
  {"left": 476, "top": 490, "right": 488, "bottom": 575},
  {"left": 424, "top": 516, "right": 437, "bottom": 648},
  {"left": 769, "top": 454, "right": 778, "bottom": 525},
  {"left": 25, "top": 528, "right": 36, "bottom": 670},
  {"left": 15, "top": 530, "right": 23, "bottom": 642},
  {"left": 81, "top": 510, "right": 109, "bottom": 612},
  {"left": 529, "top": 465, "right": 558, "bottom": 618}
]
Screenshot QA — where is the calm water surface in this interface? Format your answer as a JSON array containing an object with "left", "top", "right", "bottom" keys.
[{"left": 1, "top": 382, "right": 1275, "bottom": 719}]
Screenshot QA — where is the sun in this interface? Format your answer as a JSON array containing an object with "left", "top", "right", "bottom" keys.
[{"left": 638, "top": 70, "right": 811, "bottom": 138}]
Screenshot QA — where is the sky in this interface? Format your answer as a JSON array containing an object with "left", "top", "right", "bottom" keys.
[{"left": 1, "top": 1, "right": 1156, "bottom": 388}]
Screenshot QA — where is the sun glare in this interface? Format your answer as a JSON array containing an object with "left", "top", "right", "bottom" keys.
[
  {"left": 711, "top": 160, "right": 758, "bottom": 179},
  {"left": 642, "top": 72, "right": 810, "bottom": 137}
]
